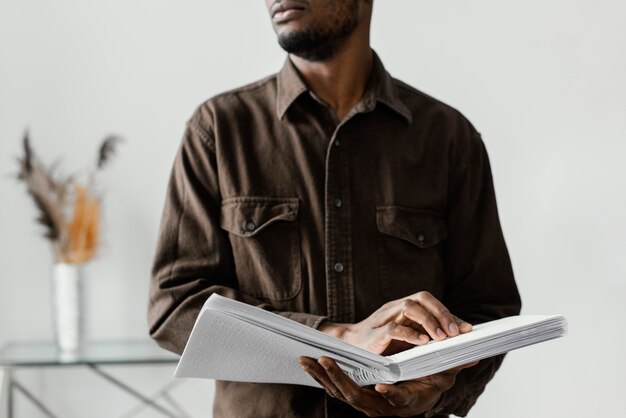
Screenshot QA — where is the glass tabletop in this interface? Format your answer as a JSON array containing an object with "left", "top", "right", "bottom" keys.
[{"left": 0, "top": 340, "right": 180, "bottom": 367}]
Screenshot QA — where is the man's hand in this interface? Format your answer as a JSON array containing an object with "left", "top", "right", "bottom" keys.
[
  {"left": 299, "top": 356, "right": 479, "bottom": 417},
  {"left": 319, "top": 291, "right": 472, "bottom": 355},
  {"left": 308, "top": 292, "right": 475, "bottom": 415}
]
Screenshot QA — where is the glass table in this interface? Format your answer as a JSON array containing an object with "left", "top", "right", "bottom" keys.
[{"left": 0, "top": 340, "right": 186, "bottom": 418}]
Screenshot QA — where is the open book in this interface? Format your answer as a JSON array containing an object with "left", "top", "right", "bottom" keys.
[{"left": 175, "top": 294, "right": 567, "bottom": 387}]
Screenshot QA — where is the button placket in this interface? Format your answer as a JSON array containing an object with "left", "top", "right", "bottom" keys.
[{"left": 324, "top": 125, "right": 355, "bottom": 323}]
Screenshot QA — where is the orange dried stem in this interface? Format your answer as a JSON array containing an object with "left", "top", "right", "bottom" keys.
[{"left": 62, "top": 184, "right": 100, "bottom": 263}]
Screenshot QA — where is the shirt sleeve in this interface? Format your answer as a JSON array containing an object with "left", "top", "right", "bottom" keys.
[
  {"left": 147, "top": 109, "right": 327, "bottom": 355},
  {"left": 429, "top": 130, "right": 522, "bottom": 417}
]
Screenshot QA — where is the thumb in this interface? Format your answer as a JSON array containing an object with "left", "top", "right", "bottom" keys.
[{"left": 428, "top": 361, "right": 480, "bottom": 391}]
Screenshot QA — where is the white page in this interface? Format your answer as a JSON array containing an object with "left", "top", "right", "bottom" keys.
[
  {"left": 388, "top": 315, "right": 565, "bottom": 364},
  {"left": 176, "top": 309, "right": 323, "bottom": 386},
  {"left": 175, "top": 309, "right": 394, "bottom": 387},
  {"left": 208, "top": 294, "right": 389, "bottom": 367},
  {"left": 386, "top": 315, "right": 567, "bottom": 381},
  {"left": 175, "top": 296, "right": 566, "bottom": 387}
]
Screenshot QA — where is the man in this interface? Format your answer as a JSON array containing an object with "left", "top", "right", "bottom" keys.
[{"left": 148, "top": 0, "right": 521, "bottom": 417}]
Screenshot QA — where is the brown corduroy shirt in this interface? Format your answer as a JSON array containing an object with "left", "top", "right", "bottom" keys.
[{"left": 148, "top": 52, "right": 521, "bottom": 418}]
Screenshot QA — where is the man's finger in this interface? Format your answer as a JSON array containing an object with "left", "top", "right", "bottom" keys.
[
  {"left": 412, "top": 291, "right": 470, "bottom": 338},
  {"left": 452, "top": 314, "right": 473, "bottom": 334},
  {"left": 317, "top": 356, "right": 391, "bottom": 413},
  {"left": 426, "top": 361, "right": 479, "bottom": 391},
  {"left": 374, "top": 322, "right": 429, "bottom": 352},
  {"left": 299, "top": 356, "right": 343, "bottom": 399},
  {"left": 399, "top": 298, "right": 451, "bottom": 341},
  {"left": 374, "top": 383, "right": 411, "bottom": 407}
]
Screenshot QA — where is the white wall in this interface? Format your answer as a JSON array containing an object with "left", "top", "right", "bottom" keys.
[{"left": 1, "top": 1, "right": 624, "bottom": 417}]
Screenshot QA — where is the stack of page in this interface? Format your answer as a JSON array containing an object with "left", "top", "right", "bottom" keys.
[{"left": 175, "top": 294, "right": 567, "bottom": 387}]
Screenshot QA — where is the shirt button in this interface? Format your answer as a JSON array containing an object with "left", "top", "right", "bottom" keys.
[
  {"left": 244, "top": 221, "right": 256, "bottom": 232},
  {"left": 333, "top": 198, "right": 343, "bottom": 208},
  {"left": 334, "top": 140, "right": 340, "bottom": 147},
  {"left": 416, "top": 232, "right": 425, "bottom": 243},
  {"left": 333, "top": 262, "right": 345, "bottom": 273}
]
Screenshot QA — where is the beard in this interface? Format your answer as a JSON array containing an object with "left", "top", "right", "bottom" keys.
[{"left": 277, "top": 2, "right": 359, "bottom": 61}]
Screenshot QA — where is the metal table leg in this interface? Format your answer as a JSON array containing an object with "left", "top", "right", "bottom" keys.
[
  {"left": 86, "top": 364, "right": 180, "bottom": 418},
  {"left": 5, "top": 369, "right": 13, "bottom": 418},
  {"left": 118, "top": 380, "right": 189, "bottom": 418},
  {"left": 2, "top": 368, "right": 60, "bottom": 418},
  {"left": 11, "top": 381, "right": 60, "bottom": 418}
]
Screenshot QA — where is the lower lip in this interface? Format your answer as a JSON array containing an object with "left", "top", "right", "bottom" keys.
[{"left": 273, "top": 8, "right": 306, "bottom": 23}]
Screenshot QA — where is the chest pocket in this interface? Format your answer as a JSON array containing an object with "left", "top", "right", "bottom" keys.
[
  {"left": 376, "top": 206, "right": 447, "bottom": 301},
  {"left": 220, "top": 197, "right": 301, "bottom": 301}
]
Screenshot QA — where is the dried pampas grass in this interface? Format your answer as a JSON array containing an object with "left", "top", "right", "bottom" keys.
[
  {"left": 63, "top": 184, "right": 100, "bottom": 264},
  {"left": 16, "top": 130, "right": 122, "bottom": 264}
]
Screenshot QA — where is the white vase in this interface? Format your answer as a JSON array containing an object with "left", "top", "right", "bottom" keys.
[{"left": 51, "top": 263, "right": 84, "bottom": 354}]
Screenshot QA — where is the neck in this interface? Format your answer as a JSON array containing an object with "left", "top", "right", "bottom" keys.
[{"left": 290, "top": 24, "right": 373, "bottom": 122}]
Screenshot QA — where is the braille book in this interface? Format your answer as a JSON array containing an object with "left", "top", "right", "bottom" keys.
[{"left": 174, "top": 294, "right": 567, "bottom": 387}]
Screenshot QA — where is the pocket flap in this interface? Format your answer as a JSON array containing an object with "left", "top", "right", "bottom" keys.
[
  {"left": 220, "top": 197, "right": 299, "bottom": 237},
  {"left": 376, "top": 206, "right": 447, "bottom": 248}
]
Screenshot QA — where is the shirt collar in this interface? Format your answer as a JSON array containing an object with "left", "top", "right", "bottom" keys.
[{"left": 275, "top": 51, "right": 412, "bottom": 124}]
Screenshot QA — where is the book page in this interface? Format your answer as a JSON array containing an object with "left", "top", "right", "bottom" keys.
[
  {"left": 209, "top": 294, "right": 389, "bottom": 368},
  {"left": 385, "top": 314, "right": 567, "bottom": 381},
  {"left": 175, "top": 308, "right": 392, "bottom": 387},
  {"left": 388, "top": 315, "right": 564, "bottom": 364},
  {"left": 175, "top": 297, "right": 566, "bottom": 387},
  {"left": 175, "top": 309, "right": 324, "bottom": 386}
]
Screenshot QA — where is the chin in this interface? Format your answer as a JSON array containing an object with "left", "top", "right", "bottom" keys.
[{"left": 275, "top": 27, "right": 305, "bottom": 43}]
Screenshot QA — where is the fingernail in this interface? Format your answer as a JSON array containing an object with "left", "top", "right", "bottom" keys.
[
  {"left": 320, "top": 360, "right": 330, "bottom": 370},
  {"left": 461, "top": 321, "right": 472, "bottom": 330},
  {"left": 448, "top": 322, "right": 459, "bottom": 334},
  {"left": 436, "top": 328, "right": 446, "bottom": 339}
]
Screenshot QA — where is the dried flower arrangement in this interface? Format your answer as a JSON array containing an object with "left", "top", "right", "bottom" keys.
[{"left": 16, "top": 130, "right": 122, "bottom": 264}]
